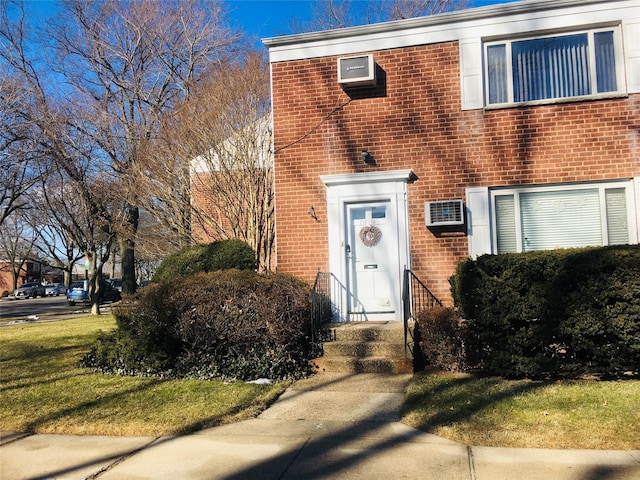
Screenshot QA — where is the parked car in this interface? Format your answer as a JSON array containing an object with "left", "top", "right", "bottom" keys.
[
  {"left": 45, "top": 283, "right": 66, "bottom": 296},
  {"left": 108, "top": 278, "right": 122, "bottom": 292},
  {"left": 66, "top": 280, "right": 122, "bottom": 306},
  {"left": 14, "top": 282, "right": 46, "bottom": 299}
]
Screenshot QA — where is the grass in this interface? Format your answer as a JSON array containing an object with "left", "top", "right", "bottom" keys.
[
  {"left": 0, "top": 316, "right": 288, "bottom": 436},
  {"left": 3, "top": 318, "right": 639, "bottom": 448},
  {"left": 402, "top": 370, "right": 640, "bottom": 449}
]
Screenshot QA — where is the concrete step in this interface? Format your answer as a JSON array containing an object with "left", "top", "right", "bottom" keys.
[
  {"left": 322, "top": 341, "right": 405, "bottom": 358},
  {"left": 327, "top": 322, "right": 405, "bottom": 343},
  {"left": 313, "top": 356, "right": 413, "bottom": 374},
  {"left": 314, "top": 322, "right": 413, "bottom": 374}
]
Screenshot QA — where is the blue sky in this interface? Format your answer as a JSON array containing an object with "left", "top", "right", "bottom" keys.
[
  {"left": 228, "top": 0, "right": 520, "bottom": 40},
  {"left": 24, "top": 0, "right": 521, "bottom": 42}
]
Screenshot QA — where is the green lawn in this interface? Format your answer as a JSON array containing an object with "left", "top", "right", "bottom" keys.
[
  {"left": 2, "top": 317, "right": 638, "bottom": 449},
  {"left": 402, "top": 370, "right": 640, "bottom": 449},
  {"left": 0, "top": 316, "right": 288, "bottom": 436}
]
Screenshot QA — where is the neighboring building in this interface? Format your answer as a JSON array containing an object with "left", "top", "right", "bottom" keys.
[
  {"left": 263, "top": 0, "right": 640, "bottom": 322},
  {"left": 0, "top": 259, "right": 43, "bottom": 294},
  {"left": 191, "top": 115, "right": 276, "bottom": 271}
]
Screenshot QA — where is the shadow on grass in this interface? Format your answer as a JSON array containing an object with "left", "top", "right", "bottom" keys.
[
  {"left": 14, "top": 372, "right": 282, "bottom": 436},
  {"left": 1, "top": 327, "right": 284, "bottom": 437},
  {"left": 401, "top": 372, "right": 549, "bottom": 432},
  {"left": 1, "top": 341, "right": 88, "bottom": 363}
]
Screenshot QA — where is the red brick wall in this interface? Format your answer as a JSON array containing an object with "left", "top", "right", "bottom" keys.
[
  {"left": 271, "top": 41, "right": 640, "bottom": 303},
  {"left": 191, "top": 172, "right": 226, "bottom": 243}
]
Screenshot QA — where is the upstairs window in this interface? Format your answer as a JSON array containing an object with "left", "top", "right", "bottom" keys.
[{"left": 485, "top": 27, "right": 622, "bottom": 106}]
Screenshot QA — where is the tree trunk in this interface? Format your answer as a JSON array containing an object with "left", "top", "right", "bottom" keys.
[
  {"left": 88, "top": 253, "right": 101, "bottom": 315},
  {"left": 120, "top": 205, "right": 139, "bottom": 294}
]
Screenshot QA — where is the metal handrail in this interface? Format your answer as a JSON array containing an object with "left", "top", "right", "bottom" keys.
[
  {"left": 310, "top": 272, "right": 333, "bottom": 347},
  {"left": 310, "top": 269, "right": 442, "bottom": 361},
  {"left": 403, "top": 269, "right": 443, "bottom": 359}
]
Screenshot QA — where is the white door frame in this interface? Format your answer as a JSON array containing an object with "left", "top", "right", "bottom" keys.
[{"left": 321, "top": 170, "right": 416, "bottom": 322}]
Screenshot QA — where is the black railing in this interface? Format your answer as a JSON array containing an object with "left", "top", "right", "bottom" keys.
[
  {"left": 310, "top": 272, "right": 333, "bottom": 346},
  {"left": 403, "top": 269, "right": 443, "bottom": 358}
]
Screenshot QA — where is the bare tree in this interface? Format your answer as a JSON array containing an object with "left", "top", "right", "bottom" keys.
[
  {"left": 389, "top": 0, "right": 467, "bottom": 19},
  {"left": 38, "top": 0, "right": 237, "bottom": 293},
  {"left": 140, "top": 51, "right": 275, "bottom": 271},
  {"left": 39, "top": 164, "right": 121, "bottom": 313},
  {"left": 2, "top": 0, "right": 125, "bottom": 311},
  {"left": 0, "top": 70, "right": 42, "bottom": 225},
  {"left": 288, "top": 0, "right": 468, "bottom": 33},
  {"left": 134, "top": 209, "right": 176, "bottom": 281},
  {"left": 31, "top": 170, "right": 89, "bottom": 288}
]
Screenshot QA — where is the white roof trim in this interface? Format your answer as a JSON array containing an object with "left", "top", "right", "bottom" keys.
[{"left": 264, "top": 0, "right": 639, "bottom": 63}]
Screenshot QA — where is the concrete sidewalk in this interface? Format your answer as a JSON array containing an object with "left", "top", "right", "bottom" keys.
[{"left": 1, "top": 373, "right": 639, "bottom": 480}]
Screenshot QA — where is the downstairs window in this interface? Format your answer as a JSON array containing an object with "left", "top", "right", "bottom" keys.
[{"left": 492, "top": 182, "right": 633, "bottom": 253}]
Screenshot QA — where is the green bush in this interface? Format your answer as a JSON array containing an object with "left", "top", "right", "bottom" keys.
[
  {"left": 450, "top": 245, "right": 640, "bottom": 378},
  {"left": 82, "top": 270, "right": 313, "bottom": 381},
  {"left": 415, "top": 307, "right": 467, "bottom": 372},
  {"left": 152, "top": 240, "right": 256, "bottom": 283}
]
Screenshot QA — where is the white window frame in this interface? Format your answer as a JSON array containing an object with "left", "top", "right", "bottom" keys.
[
  {"left": 484, "top": 25, "right": 626, "bottom": 108},
  {"left": 489, "top": 180, "right": 637, "bottom": 254}
]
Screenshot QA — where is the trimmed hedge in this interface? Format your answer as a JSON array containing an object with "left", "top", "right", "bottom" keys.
[
  {"left": 82, "top": 270, "right": 313, "bottom": 380},
  {"left": 152, "top": 239, "right": 256, "bottom": 283},
  {"left": 450, "top": 245, "right": 640, "bottom": 378}
]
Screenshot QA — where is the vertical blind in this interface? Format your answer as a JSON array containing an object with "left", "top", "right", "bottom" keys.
[
  {"left": 487, "top": 44, "right": 508, "bottom": 104},
  {"left": 594, "top": 31, "right": 617, "bottom": 93},
  {"left": 513, "top": 34, "right": 591, "bottom": 102}
]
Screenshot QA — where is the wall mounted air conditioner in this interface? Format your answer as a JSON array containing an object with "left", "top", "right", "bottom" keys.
[
  {"left": 425, "top": 200, "right": 464, "bottom": 226},
  {"left": 337, "top": 54, "right": 376, "bottom": 86}
]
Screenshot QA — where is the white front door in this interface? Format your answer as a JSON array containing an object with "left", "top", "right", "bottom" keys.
[
  {"left": 321, "top": 170, "right": 416, "bottom": 323},
  {"left": 346, "top": 202, "right": 398, "bottom": 320}
]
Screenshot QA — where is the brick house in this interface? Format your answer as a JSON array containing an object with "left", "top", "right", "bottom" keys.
[
  {"left": 260, "top": 0, "right": 639, "bottom": 323},
  {"left": 0, "top": 259, "right": 42, "bottom": 295}
]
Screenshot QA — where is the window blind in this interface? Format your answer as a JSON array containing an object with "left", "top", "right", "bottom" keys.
[
  {"left": 605, "top": 188, "right": 628, "bottom": 245},
  {"left": 519, "top": 189, "right": 602, "bottom": 251},
  {"left": 512, "top": 34, "right": 591, "bottom": 102},
  {"left": 495, "top": 194, "right": 517, "bottom": 253}
]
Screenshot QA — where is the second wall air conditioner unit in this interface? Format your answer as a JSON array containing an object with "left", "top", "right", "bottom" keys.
[
  {"left": 425, "top": 200, "right": 464, "bottom": 226},
  {"left": 337, "top": 54, "right": 376, "bottom": 86}
]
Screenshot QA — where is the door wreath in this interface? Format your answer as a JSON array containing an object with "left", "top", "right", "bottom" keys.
[{"left": 359, "top": 225, "right": 382, "bottom": 247}]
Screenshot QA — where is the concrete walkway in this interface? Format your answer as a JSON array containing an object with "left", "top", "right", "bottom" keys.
[{"left": 1, "top": 373, "right": 639, "bottom": 479}]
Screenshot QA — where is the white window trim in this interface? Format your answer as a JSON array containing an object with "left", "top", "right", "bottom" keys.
[
  {"left": 483, "top": 25, "right": 626, "bottom": 109},
  {"left": 489, "top": 180, "right": 637, "bottom": 253}
]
